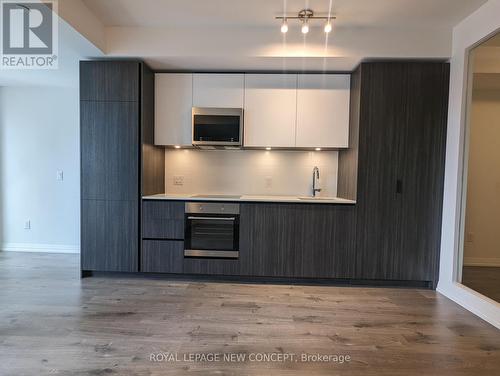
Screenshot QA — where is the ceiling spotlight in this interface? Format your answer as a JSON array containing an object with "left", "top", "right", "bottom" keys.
[
  {"left": 281, "top": 20, "right": 288, "bottom": 33},
  {"left": 315, "top": 147, "right": 322, "bottom": 151},
  {"left": 301, "top": 20, "right": 309, "bottom": 34},
  {"left": 266, "top": 147, "right": 272, "bottom": 151},
  {"left": 324, "top": 20, "right": 332, "bottom": 33},
  {"left": 174, "top": 145, "right": 181, "bottom": 149},
  {"left": 275, "top": 9, "right": 336, "bottom": 35}
]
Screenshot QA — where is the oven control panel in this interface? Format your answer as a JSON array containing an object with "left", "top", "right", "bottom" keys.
[{"left": 185, "top": 202, "right": 240, "bottom": 215}]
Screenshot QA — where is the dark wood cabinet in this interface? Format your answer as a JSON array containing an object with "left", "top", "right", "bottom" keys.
[
  {"left": 396, "top": 63, "right": 449, "bottom": 283},
  {"left": 353, "top": 63, "right": 407, "bottom": 281},
  {"left": 141, "top": 240, "right": 184, "bottom": 273},
  {"left": 80, "top": 61, "right": 164, "bottom": 274},
  {"left": 142, "top": 200, "right": 184, "bottom": 239},
  {"left": 80, "top": 61, "right": 140, "bottom": 102},
  {"left": 294, "top": 205, "right": 356, "bottom": 279},
  {"left": 239, "top": 204, "right": 296, "bottom": 277},
  {"left": 239, "top": 203, "right": 356, "bottom": 279},
  {"left": 81, "top": 199, "right": 138, "bottom": 272},
  {"left": 183, "top": 259, "right": 241, "bottom": 275},
  {"left": 340, "top": 62, "right": 449, "bottom": 286},
  {"left": 80, "top": 101, "right": 139, "bottom": 201}
]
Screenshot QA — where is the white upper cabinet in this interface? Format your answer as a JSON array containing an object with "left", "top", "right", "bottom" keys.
[
  {"left": 154, "top": 73, "right": 351, "bottom": 149},
  {"left": 244, "top": 74, "right": 297, "bottom": 148},
  {"left": 193, "top": 74, "right": 244, "bottom": 108},
  {"left": 296, "top": 74, "right": 351, "bottom": 148},
  {"left": 155, "top": 73, "right": 193, "bottom": 146}
]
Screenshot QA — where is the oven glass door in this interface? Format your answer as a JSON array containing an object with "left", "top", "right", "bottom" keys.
[{"left": 185, "top": 215, "right": 239, "bottom": 252}]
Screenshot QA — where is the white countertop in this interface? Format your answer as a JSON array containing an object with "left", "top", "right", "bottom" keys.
[{"left": 142, "top": 193, "right": 356, "bottom": 205}]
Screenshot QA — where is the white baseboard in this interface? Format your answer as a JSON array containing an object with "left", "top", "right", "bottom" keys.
[
  {"left": 464, "top": 257, "right": 500, "bottom": 267},
  {"left": 437, "top": 281, "right": 500, "bottom": 329},
  {"left": 0, "top": 242, "right": 80, "bottom": 254}
]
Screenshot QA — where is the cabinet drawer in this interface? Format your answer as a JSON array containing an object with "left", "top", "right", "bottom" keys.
[
  {"left": 142, "top": 200, "right": 184, "bottom": 239},
  {"left": 183, "top": 258, "right": 240, "bottom": 276},
  {"left": 141, "top": 240, "right": 184, "bottom": 273}
]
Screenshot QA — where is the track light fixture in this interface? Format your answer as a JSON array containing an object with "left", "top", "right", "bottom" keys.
[
  {"left": 324, "top": 20, "right": 332, "bottom": 33},
  {"left": 301, "top": 19, "right": 309, "bottom": 34},
  {"left": 276, "top": 9, "right": 336, "bottom": 34},
  {"left": 281, "top": 19, "right": 288, "bottom": 33}
]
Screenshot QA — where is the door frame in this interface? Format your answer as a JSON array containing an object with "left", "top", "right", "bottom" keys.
[{"left": 456, "top": 29, "right": 500, "bottom": 287}]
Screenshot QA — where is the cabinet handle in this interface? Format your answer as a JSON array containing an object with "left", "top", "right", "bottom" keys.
[{"left": 396, "top": 180, "right": 403, "bottom": 194}]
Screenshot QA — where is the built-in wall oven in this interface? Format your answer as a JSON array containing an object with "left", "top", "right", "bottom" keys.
[{"left": 184, "top": 202, "right": 240, "bottom": 259}]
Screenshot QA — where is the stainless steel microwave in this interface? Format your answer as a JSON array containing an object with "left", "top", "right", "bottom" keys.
[{"left": 192, "top": 107, "right": 243, "bottom": 147}]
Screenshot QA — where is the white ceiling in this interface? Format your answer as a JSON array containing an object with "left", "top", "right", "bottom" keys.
[
  {"left": 69, "top": 0, "right": 490, "bottom": 71},
  {"left": 82, "top": 0, "right": 487, "bottom": 29}
]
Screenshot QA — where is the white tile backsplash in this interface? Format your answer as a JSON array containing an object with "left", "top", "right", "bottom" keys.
[{"left": 164, "top": 149, "right": 338, "bottom": 197}]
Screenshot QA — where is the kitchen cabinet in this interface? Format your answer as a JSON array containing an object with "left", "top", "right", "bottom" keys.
[
  {"left": 154, "top": 72, "right": 351, "bottom": 149},
  {"left": 155, "top": 73, "right": 193, "bottom": 146},
  {"left": 142, "top": 200, "right": 185, "bottom": 239},
  {"left": 80, "top": 101, "right": 139, "bottom": 201},
  {"left": 352, "top": 63, "right": 406, "bottom": 282},
  {"left": 397, "top": 63, "right": 449, "bottom": 284},
  {"left": 244, "top": 74, "right": 297, "bottom": 147},
  {"left": 80, "top": 61, "right": 164, "bottom": 275},
  {"left": 82, "top": 199, "right": 138, "bottom": 272},
  {"left": 239, "top": 203, "right": 356, "bottom": 279},
  {"left": 339, "top": 62, "right": 449, "bottom": 287},
  {"left": 141, "top": 240, "right": 184, "bottom": 273},
  {"left": 183, "top": 259, "right": 241, "bottom": 275},
  {"left": 296, "top": 74, "right": 350, "bottom": 148},
  {"left": 193, "top": 74, "right": 244, "bottom": 108},
  {"left": 80, "top": 61, "right": 139, "bottom": 102}
]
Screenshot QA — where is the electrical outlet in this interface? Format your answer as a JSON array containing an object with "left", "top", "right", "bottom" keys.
[
  {"left": 24, "top": 220, "right": 31, "bottom": 230},
  {"left": 173, "top": 175, "right": 184, "bottom": 186},
  {"left": 56, "top": 170, "right": 64, "bottom": 181},
  {"left": 265, "top": 176, "right": 273, "bottom": 188}
]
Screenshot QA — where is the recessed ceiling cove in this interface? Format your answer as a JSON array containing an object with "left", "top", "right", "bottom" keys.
[{"left": 75, "top": 0, "right": 488, "bottom": 71}]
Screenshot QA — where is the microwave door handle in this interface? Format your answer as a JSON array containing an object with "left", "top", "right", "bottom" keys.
[{"left": 187, "top": 216, "right": 236, "bottom": 221}]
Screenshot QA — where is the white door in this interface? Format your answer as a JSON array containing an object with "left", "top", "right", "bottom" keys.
[
  {"left": 296, "top": 74, "right": 350, "bottom": 148},
  {"left": 155, "top": 73, "right": 193, "bottom": 146},
  {"left": 244, "top": 74, "right": 297, "bottom": 148},
  {"left": 193, "top": 74, "right": 244, "bottom": 108}
]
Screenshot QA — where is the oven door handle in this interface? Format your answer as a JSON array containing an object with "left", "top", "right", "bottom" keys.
[{"left": 187, "top": 216, "right": 236, "bottom": 221}]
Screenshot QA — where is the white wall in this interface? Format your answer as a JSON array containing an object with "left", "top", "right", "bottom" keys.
[
  {"left": 0, "top": 87, "right": 80, "bottom": 253},
  {"left": 165, "top": 149, "right": 338, "bottom": 197},
  {"left": 438, "top": 0, "right": 500, "bottom": 328},
  {"left": 464, "top": 89, "right": 500, "bottom": 266}
]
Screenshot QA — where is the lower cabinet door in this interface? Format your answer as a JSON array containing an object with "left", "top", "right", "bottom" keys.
[
  {"left": 141, "top": 240, "right": 184, "bottom": 273},
  {"left": 81, "top": 199, "right": 138, "bottom": 272},
  {"left": 239, "top": 204, "right": 356, "bottom": 279}
]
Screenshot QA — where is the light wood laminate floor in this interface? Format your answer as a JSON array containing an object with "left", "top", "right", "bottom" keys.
[{"left": 0, "top": 252, "right": 499, "bottom": 376}]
